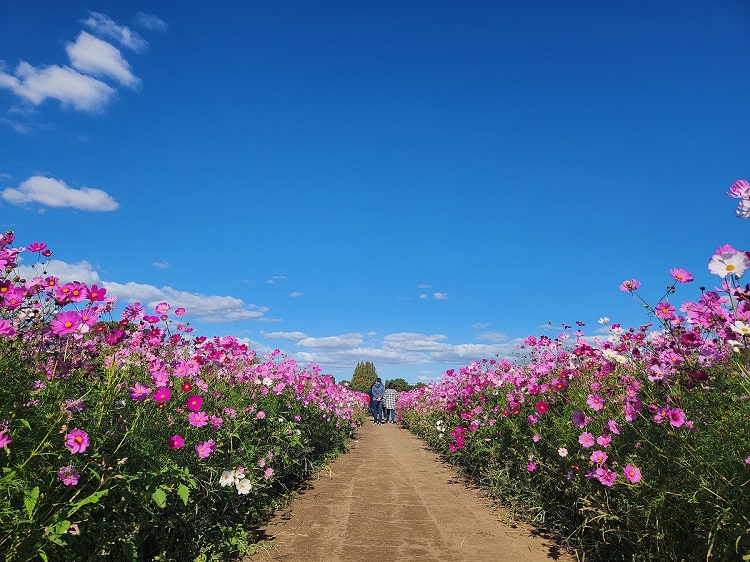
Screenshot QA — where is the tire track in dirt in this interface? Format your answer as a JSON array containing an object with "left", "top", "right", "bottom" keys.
[{"left": 246, "top": 422, "right": 574, "bottom": 562}]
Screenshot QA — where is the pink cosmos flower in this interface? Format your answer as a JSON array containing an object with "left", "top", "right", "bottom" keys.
[
  {"left": 64, "top": 428, "right": 89, "bottom": 454},
  {"left": 258, "top": 458, "right": 266, "bottom": 468},
  {"left": 188, "top": 411, "right": 209, "bottom": 427},
  {"left": 0, "top": 319, "right": 16, "bottom": 336},
  {"left": 578, "top": 432, "right": 595, "bottom": 448},
  {"left": 572, "top": 410, "right": 588, "bottom": 428},
  {"left": 0, "top": 431, "right": 11, "bottom": 449},
  {"left": 606, "top": 419, "right": 621, "bottom": 434},
  {"left": 195, "top": 439, "right": 216, "bottom": 459},
  {"left": 624, "top": 464, "right": 642, "bottom": 483},
  {"left": 256, "top": 411, "right": 266, "bottom": 419},
  {"left": 596, "top": 435, "right": 612, "bottom": 448},
  {"left": 727, "top": 179, "right": 750, "bottom": 199},
  {"left": 619, "top": 279, "right": 641, "bottom": 292},
  {"left": 154, "top": 301, "right": 170, "bottom": 314},
  {"left": 186, "top": 394, "right": 203, "bottom": 411},
  {"left": 57, "top": 465, "right": 80, "bottom": 486},
  {"left": 50, "top": 311, "right": 81, "bottom": 336},
  {"left": 535, "top": 401, "right": 548, "bottom": 414},
  {"left": 129, "top": 382, "right": 152, "bottom": 401},
  {"left": 263, "top": 467, "right": 274, "bottom": 480},
  {"left": 586, "top": 394, "right": 605, "bottom": 412},
  {"left": 526, "top": 462, "right": 537, "bottom": 472},
  {"left": 168, "top": 435, "right": 185, "bottom": 449},
  {"left": 667, "top": 408, "right": 686, "bottom": 428},
  {"left": 152, "top": 387, "right": 171, "bottom": 403},
  {"left": 669, "top": 268, "right": 693, "bottom": 284},
  {"left": 175, "top": 307, "right": 186, "bottom": 316},
  {"left": 590, "top": 450, "right": 608, "bottom": 465},
  {"left": 27, "top": 241, "right": 47, "bottom": 253},
  {"left": 596, "top": 467, "right": 617, "bottom": 487},
  {"left": 655, "top": 302, "right": 676, "bottom": 320},
  {"left": 85, "top": 284, "right": 107, "bottom": 302}
]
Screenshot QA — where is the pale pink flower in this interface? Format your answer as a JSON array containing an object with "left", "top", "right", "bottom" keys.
[
  {"left": 578, "top": 432, "right": 595, "bottom": 448},
  {"left": 263, "top": 467, "right": 274, "bottom": 480},
  {"left": 195, "top": 439, "right": 216, "bottom": 459},
  {"left": 619, "top": 279, "right": 641, "bottom": 292},
  {"left": 596, "top": 467, "right": 617, "bottom": 487},
  {"left": 624, "top": 464, "right": 642, "bottom": 483},
  {"left": 129, "top": 382, "right": 152, "bottom": 401},
  {"left": 727, "top": 179, "right": 750, "bottom": 199},
  {"left": 590, "top": 450, "right": 608, "bottom": 465},
  {"left": 669, "top": 268, "right": 693, "bottom": 284}
]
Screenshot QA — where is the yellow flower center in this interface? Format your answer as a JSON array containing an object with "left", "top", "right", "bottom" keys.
[{"left": 727, "top": 264, "right": 735, "bottom": 271}]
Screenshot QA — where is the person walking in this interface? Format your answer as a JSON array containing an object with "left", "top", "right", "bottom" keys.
[
  {"left": 370, "top": 378, "right": 385, "bottom": 424},
  {"left": 383, "top": 382, "right": 398, "bottom": 424}
]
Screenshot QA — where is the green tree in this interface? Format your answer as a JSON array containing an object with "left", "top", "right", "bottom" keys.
[
  {"left": 384, "top": 378, "right": 411, "bottom": 392},
  {"left": 350, "top": 361, "right": 378, "bottom": 393}
]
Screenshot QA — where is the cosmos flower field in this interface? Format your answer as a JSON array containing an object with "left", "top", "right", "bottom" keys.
[
  {"left": 395, "top": 183, "right": 750, "bottom": 560},
  {"left": 2, "top": 181, "right": 749, "bottom": 561}
]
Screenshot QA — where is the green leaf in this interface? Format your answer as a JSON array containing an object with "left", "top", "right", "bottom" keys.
[
  {"left": 177, "top": 484, "right": 189, "bottom": 506},
  {"left": 18, "top": 418, "right": 31, "bottom": 430},
  {"left": 24, "top": 486, "right": 39, "bottom": 519},
  {"left": 66, "top": 488, "right": 109, "bottom": 518},
  {"left": 151, "top": 488, "right": 167, "bottom": 508},
  {"left": 37, "top": 550, "right": 48, "bottom": 562}
]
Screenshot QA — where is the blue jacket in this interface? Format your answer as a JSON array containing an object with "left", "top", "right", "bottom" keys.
[{"left": 370, "top": 382, "right": 385, "bottom": 400}]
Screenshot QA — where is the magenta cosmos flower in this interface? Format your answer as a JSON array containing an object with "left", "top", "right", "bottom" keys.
[
  {"left": 188, "top": 411, "right": 209, "bottom": 427},
  {"left": 168, "top": 435, "right": 185, "bottom": 449},
  {"left": 0, "top": 431, "right": 11, "bottom": 449},
  {"left": 50, "top": 311, "right": 81, "bottom": 336},
  {"left": 578, "top": 432, "right": 595, "bottom": 448},
  {"left": 186, "top": 394, "right": 203, "bottom": 411},
  {"left": 64, "top": 428, "right": 89, "bottom": 454},
  {"left": 619, "top": 279, "right": 641, "bottom": 292},
  {"left": 57, "top": 465, "right": 81, "bottom": 486},
  {"left": 152, "top": 387, "right": 171, "bottom": 403},
  {"left": 624, "top": 464, "right": 642, "bottom": 483}
]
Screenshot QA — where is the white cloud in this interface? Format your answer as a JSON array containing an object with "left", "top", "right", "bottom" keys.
[
  {"left": 16, "top": 259, "right": 269, "bottom": 324},
  {"left": 152, "top": 261, "right": 170, "bottom": 269},
  {"left": 417, "top": 283, "right": 431, "bottom": 289},
  {"left": 1, "top": 176, "right": 119, "bottom": 211},
  {"left": 419, "top": 293, "right": 427, "bottom": 299},
  {"left": 476, "top": 331, "right": 508, "bottom": 343},
  {"left": 82, "top": 12, "right": 149, "bottom": 52},
  {"left": 262, "top": 331, "right": 310, "bottom": 341},
  {"left": 66, "top": 32, "right": 140, "bottom": 88},
  {"left": 297, "top": 333, "right": 365, "bottom": 349},
  {"left": 472, "top": 322, "right": 489, "bottom": 329},
  {"left": 135, "top": 12, "right": 168, "bottom": 32},
  {"left": 290, "top": 291, "right": 302, "bottom": 297},
  {"left": 0, "top": 61, "right": 115, "bottom": 112},
  {"left": 433, "top": 292, "right": 448, "bottom": 300}
]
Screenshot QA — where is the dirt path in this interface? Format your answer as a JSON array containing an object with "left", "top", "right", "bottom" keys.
[{"left": 245, "top": 421, "right": 575, "bottom": 562}]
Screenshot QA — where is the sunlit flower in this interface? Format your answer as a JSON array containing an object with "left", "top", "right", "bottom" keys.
[
  {"left": 708, "top": 251, "right": 750, "bottom": 278},
  {"left": 57, "top": 465, "right": 80, "bottom": 486},
  {"left": 619, "top": 279, "right": 641, "bottom": 292},
  {"left": 596, "top": 467, "right": 617, "bottom": 487},
  {"left": 557, "top": 447, "right": 568, "bottom": 457},
  {"left": 236, "top": 479, "right": 252, "bottom": 494},
  {"left": 598, "top": 316, "right": 610, "bottom": 324},
  {"left": 64, "top": 428, "right": 89, "bottom": 454},
  {"left": 624, "top": 464, "right": 642, "bottom": 483},
  {"left": 669, "top": 268, "right": 693, "bottom": 283},
  {"left": 0, "top": 319, "right": 15, "bottom": 336},
  {"left": 667, "top": 408, "right": 686, "bottom": 428},
  {"left": 586, "top": 394, "right": 605, "bottom": 412},
  {"left": 219, "top": 470, "right": 235, "bottom": 487},
  {"left": 50, "top": 311, "right": 81, "bottom": 336},
  {"left": 730, "top": 321, "right": 750, "bottom": 337}
]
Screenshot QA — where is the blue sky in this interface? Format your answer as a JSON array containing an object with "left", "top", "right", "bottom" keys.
[{"left": 1, "top": 1, "right": 749, "bottom": 385}]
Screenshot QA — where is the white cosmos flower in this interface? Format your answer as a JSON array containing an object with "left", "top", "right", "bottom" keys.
[
  {"left": 598, "top": 317, "right": 610, "bottom": 325},
  {"left": 236, "top": 479, "right": 252, "bottom": 494},
  {"left": 708, "top": 251, "right": 750, "bottom": 279},
  {"left": 219, "top": 470, "right": 235, "bottom": 487},
  {"left": 730, "top": 321, "right": 750, "bottom": 336},
  {"left": 558, "top": 447, "right": 568, "bottom": 457}
]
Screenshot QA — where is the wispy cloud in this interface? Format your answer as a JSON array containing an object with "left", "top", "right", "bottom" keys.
[
  {"left": 66, "top": 32, "right": 141, "bottom": 88},
  {"left": 433, "top": 292, "right": 448, "bottom": 300},
  {"left": 267, "top": 275, "right": 287, "bottom": 285},
  {"left": 134, "top": 12, "right": 168, "bottom": 32},
  {"left": 476, "top": 330, "right": 508, "bottom": 343},
  {"left": 152, "top": 261, "right": 170, "bottom": 269},
  {"left": 1, "top": 176, "right": 119, "bottom": 211},
  {"left": 82, "top": 12, "right": 149, "bottom": 52},
  {"left": 290, "top": 291, "right": 302, "bottom": 297}
]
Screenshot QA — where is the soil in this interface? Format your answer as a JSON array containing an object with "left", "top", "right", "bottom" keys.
[{"left": 245, "top": 420, "right": 576, "bottom": 562}]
